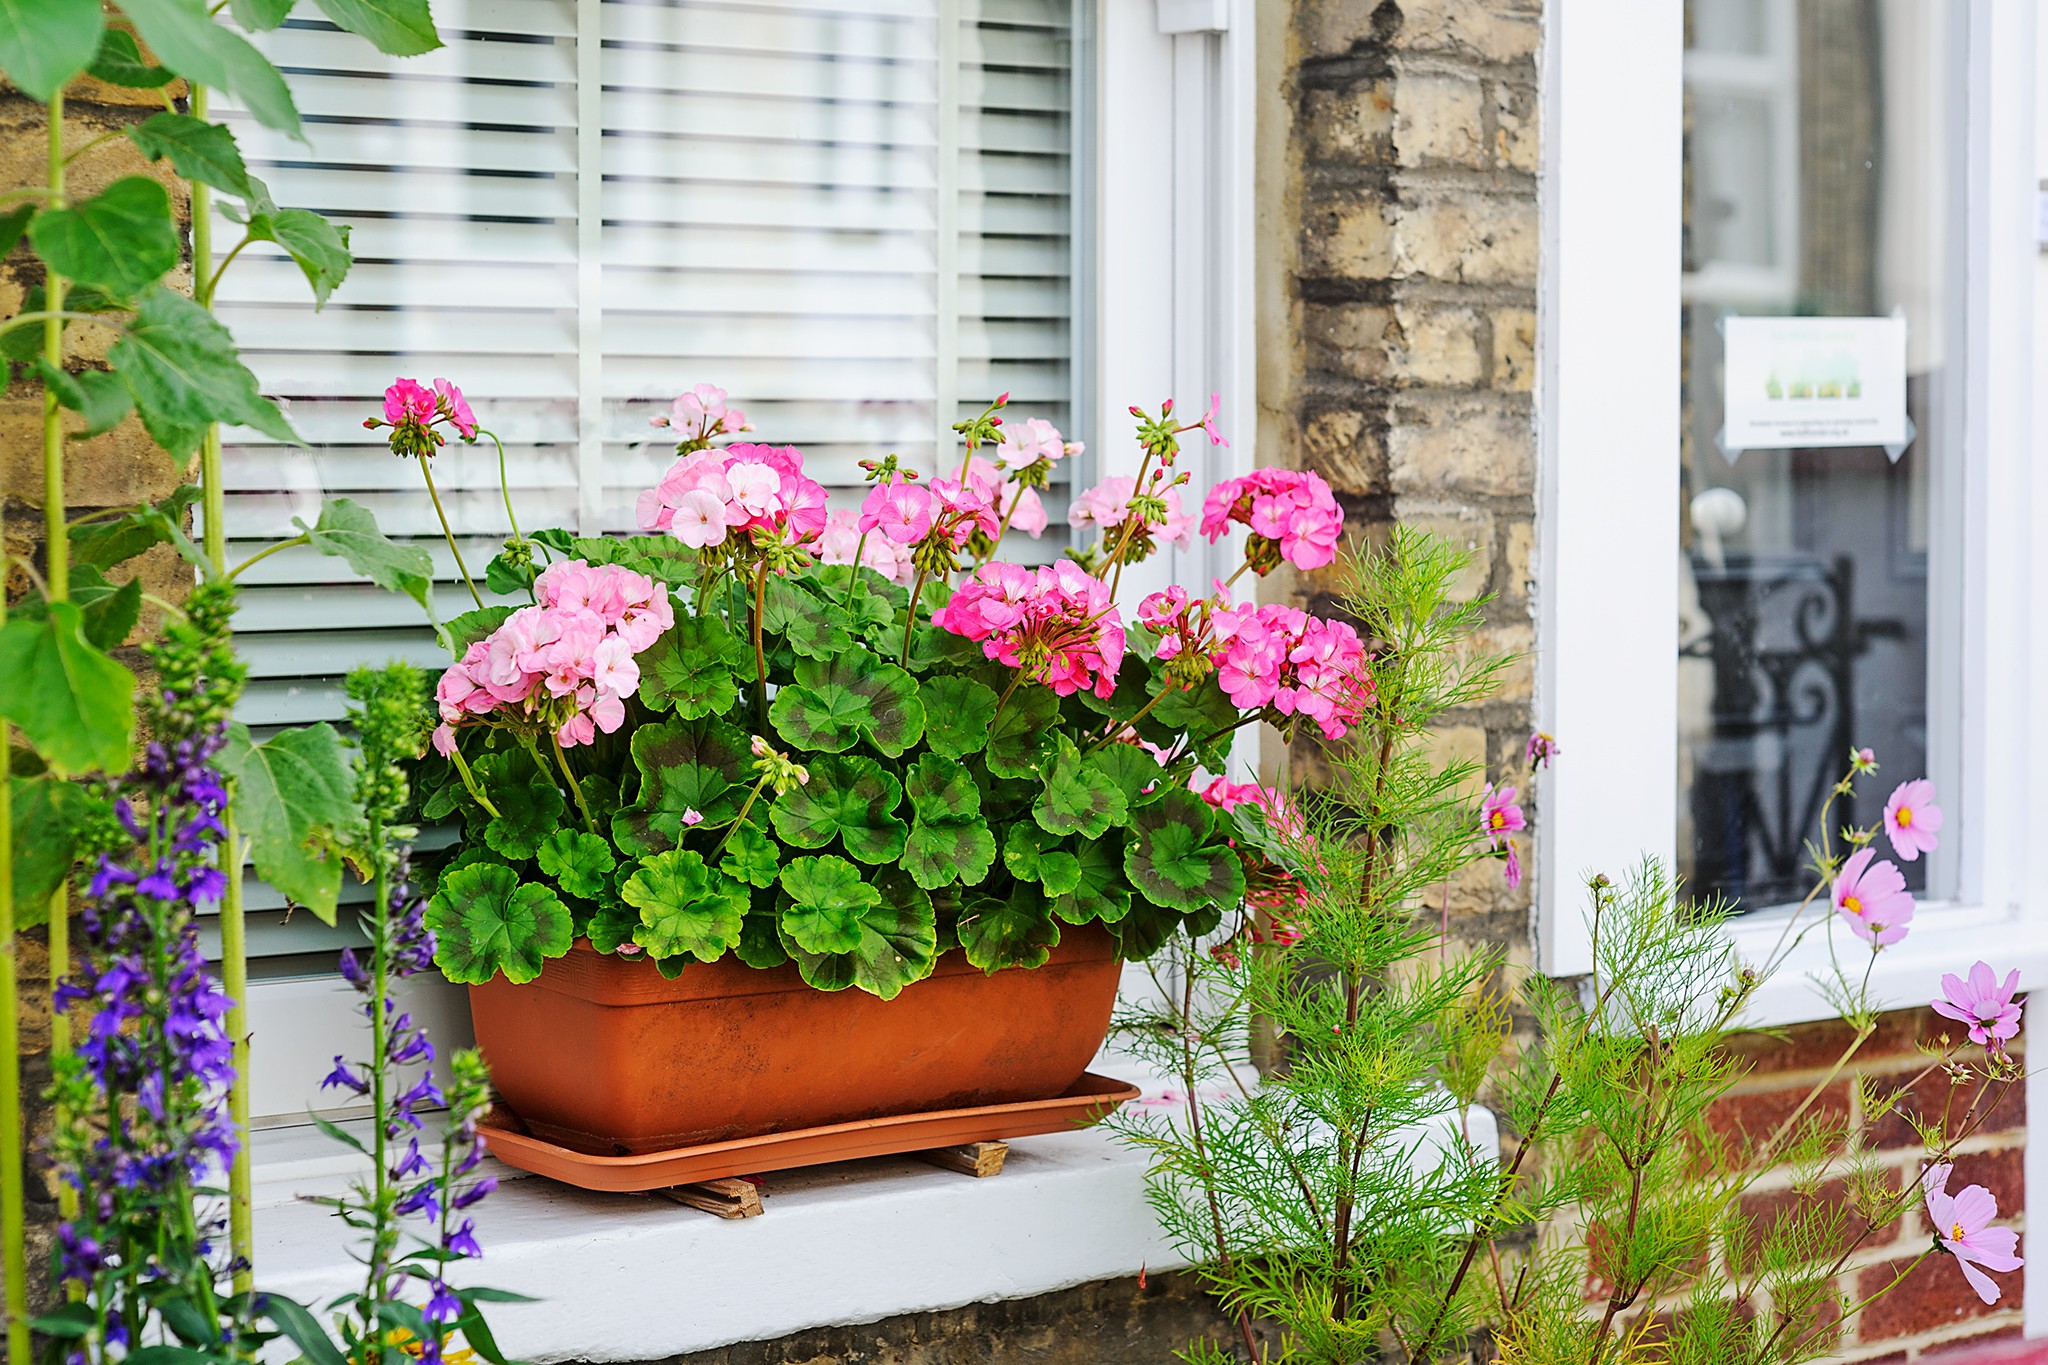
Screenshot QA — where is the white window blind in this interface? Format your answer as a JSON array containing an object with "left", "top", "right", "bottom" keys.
[{"left": 205, "top": 0, "right": 1080, "bottom": 965}]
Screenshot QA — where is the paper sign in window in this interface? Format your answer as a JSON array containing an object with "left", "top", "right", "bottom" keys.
[{"left": 1719, "top": 315, "right": 1910, "bottom": 459}]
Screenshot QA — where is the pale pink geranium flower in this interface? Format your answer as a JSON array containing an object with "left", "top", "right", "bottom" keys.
[
  {"left": 1931, "top": 961, "right": 2023, "bottom": 1050},
  {"left": 995, "top": 417, "right": 1068, "bottom": 470},
  {"left": 816, "top": 508, "right": 914, "bottom": 584},
  {"left": 1200, "top": 392, "right": 1228, "bottom": 447},
  {"left": 1832, "top": 847, "right": 1914, "bottom": 946},
  {"left": 1921, "top": 1163, "right": 2024, "bottom": 1304},
  {"left": 1883, "top": 778, "right": 1943, "bottom": 862},
  {"left": 724, "top": 459, "right": 784, "bottom": 520},
  {"left": 682, "top": 809, "right": 704, "bottom": 827},
  {"left": 670, "top": 488, "right": 728, "bottom": 549},
  {"left": 1479, "top": 784, "right": 1525, "bottom": 850},
  {"left": 591, "top": 636, "right": 640, "bottom": 696}
]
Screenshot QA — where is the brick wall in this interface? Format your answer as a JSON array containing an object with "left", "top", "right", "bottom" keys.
[{"left": 1, "top": 58, "right": 192, "bottom": 1316}]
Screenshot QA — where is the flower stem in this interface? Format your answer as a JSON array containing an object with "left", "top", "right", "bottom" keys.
[
  {"left": 899, "top": 567, "right": 930, "bottom": 668},
  {"left": 1088, "top": 681, "right": 1177, "bottom": 754},
  {"left": 418, "top": 457, "right": 484, "bottom": 610},
  {"left": 714, "top": 777, "right": 770, "bottom": 857},
  {"left": 478, "top": 426, "right": 524, "bottom": 545},
  {"left": 985, "top": 668, "right": 1024, "bottom": 732},
  {"left": 750, "top": 559, "right": 770, "bottom": 728},
  {"left": 840, "top": 531, "right": 871, "bottom": 613},
  {"left": 227, "top": 533, "right": 308, "bottom": 581},
  {"left": 445, "top": 740, "right": 500, "bottom": 819},
  {"left": 0, "top": 715, "right": 25, "bottom": 1365},
  {"left": 550, "top": 737, "right": 597, "bottom": 834}
]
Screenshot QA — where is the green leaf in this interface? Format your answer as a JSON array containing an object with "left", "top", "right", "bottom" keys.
[
  {"left": 427, "top": 863, "right": 572, "bottom": 985},
  {"left": 1051, "top": 836, "right": 1131, "bottom": 926},
  {"left": 0, "top": 204, "right": 32, "bottom": 258},
  {"left": 1087, "top": 744, "right": 1168, "bottom": 808},
  {"left": 309, "top": 0, "right": 440, "bottom": 56},
  {"left": 778, "top": 867, "right": 935, "bottom": 999},
  {"left": 583, "top": 892, "right": 637, "bottom": 956},
  {"left": 917, "top": 674, "right": 998, "bottom": 759},
  {"left": 1124, "top": 788, "right": 1244, "bottom": 913},
  {"left": 44, "top": 365, "right": 135, "bottom": 440},
  {"left": 904, "top": 752, "right": 982, "bottom": 822},
  {"left": 777, "top": 854, "right": 878, "bottom": 954},
  {"left": 127, "top": 113, "right": 253, "bottom": 198},
  {"left": 86, "top": 27, "right": 175, "bottom": 86},
  {"left": 718, "top": 821, "right": 780, "bottom": 888},
  {"left": 611, "top": 716, "right": 748, "bottom": 856},
  {"left": 983, "top": 676, "right": 1058, "bottom": 776},
  {"left": 71, "top": 485, "right": 200, "bottom": 571},
  {"left": 77, "top": 575, "right": 141, "bottom": 650},
  {"left": 10, "top": 774, "right": 96, "bottom": 919},
  {"left": 1112, "top": 899, "right": 1203, "bottom": 961},
  {"left": 624, "top": 849, "right": 747, "bottom": 963},
  {"left": 119, "top": 0, "right": 301, "bottom": 137},
  {"left": 228, "top": 0, "right": 295, "bottom": 30},
  {"left": 770, "top": 653, "right": 924, "bottom": 757},
  {"left": 1003, "top": 822, "right": 1083, "bottom": 897},
  {"left": 899, "top": 752, "right": 995, "bottom": 891},
  {"left": 768, "top": 754, "right": 905, "bottom": 864},
  {"left": 113, "top": 288, "right": 300, "bottom": 458},
  {"left": 0, "top": 0, "right": 103, "bottom": 101},
  {"left": 220, "top": 722, "right": 358, "bottom": 921},
  {"left": 483, "top": 546, "right": 534, "bottom": 598},
  {"left": 1034, "top": 737, "right": 1128, "bottom": 838},
  {"left": 958, "top": 882, "right": 1060, "bottom": 973},
  {"left": 296, "top": 497, "right": 433, "bottom": 615},
  {"left": 0, "top": 603, "right": 133, "bottom": 777},
  {"left": 481, "top": 778, "right": 565, "bottom": 862},
  {"left": 638, "top": 615, "right": 742, "bottom": 719},
  {"left": 29, "top": 177, "right": 178, "bottom": 297},
  {"left": 734, "top": 900, "right": 789, "bottom": 969},
  {"left": 761, "top": 578, "right": 852, "bottom": 662},
  {"left": 437, "top": 604, "right": 514, "bottom": 655},
  {"left": 257, "top": 1293, "right": 351, "bottom": 1365},
  {"left": 534, "top": 828, "right": 614, "bottom": 900},
  {"left": 247, "top": 206, "right": 352, "bottom": 307}
]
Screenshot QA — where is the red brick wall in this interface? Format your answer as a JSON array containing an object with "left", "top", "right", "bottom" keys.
[{"left": 1717, "top": 1009, "right": 2028, "bottom": 1361}]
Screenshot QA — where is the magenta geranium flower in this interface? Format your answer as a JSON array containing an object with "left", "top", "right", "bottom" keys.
[
  {"left": 1831, "top": 847, "right": 1914, "bottom": 946},
  {"left": 1479, "top": 784, "right": 1524, "bottom": 850},
  {"left": 1883, "top": 778, "right": 1943, "bottom": 862},
  {"left": 1921, "top": 1163, "right": 2024, "bottom": 1304},
  {"left": 433, "top": 377, "right": 476, "bottom": 439},
  {"left": 1931, "top": 961, "right": 2023, "bottom": 1050}
]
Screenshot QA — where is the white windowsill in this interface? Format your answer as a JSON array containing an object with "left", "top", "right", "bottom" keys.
[{"left": 1724, "top": 899, "right": 2048, "bottom": 1029}]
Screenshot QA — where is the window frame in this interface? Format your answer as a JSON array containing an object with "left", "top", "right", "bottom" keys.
[{"left": 1537, "top": 0, "right": 2047, "bottom": 1022}]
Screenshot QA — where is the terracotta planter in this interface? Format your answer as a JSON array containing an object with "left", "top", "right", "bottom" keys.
[{"left": 467, "top": 923, "right": 1123, "bottom": 1155}]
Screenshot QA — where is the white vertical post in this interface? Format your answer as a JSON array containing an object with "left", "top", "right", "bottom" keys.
[
  {"left": 1536, "top": 1, "right": 1683, "bottom": 974},
  {"left": 575, "top": 0, "right": 604, "bottom": 536},
  {"left": 935, "top": 0, "right": 962, "bottom": 467}
]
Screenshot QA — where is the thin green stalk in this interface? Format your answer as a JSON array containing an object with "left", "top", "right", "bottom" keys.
[
  {"left": 898, "top": 566, "right": 930, "bottom": 668},
  {"left": 444, "top": 742, "right": 499, "bottom": 819},
  {"left": 477, "top": 427, "right": 522, "bottom": 545},
  {"left": 1087, "top": 681, "right": 1176, "bottom": 754},
  {"left": 713, "top": 776, "right": 770, "bottom": 856},
  {"left": 417, "top": 457, "right": 484, "bottom": 610},
  {"left": 2, "top": 717, "right": 26, "bottom": 1365},
  {"left": 749, "top": 559, "right": 770, "bottom": 727},
  {"left": 549, "top": 737, "right": 597, "bottom": 834},
  {"left": 227, "top": 533, "right": 307, "bottom": 580}
]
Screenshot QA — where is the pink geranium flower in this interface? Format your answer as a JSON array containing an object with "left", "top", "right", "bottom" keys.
[
  {"left": 1883, "top": 778, "right": 1943, "bottom": 862},
  {"left": 1931, "top": 961, "right": 2023, "bottom": 1050},
  {"left": 1831, "top": 847, "right": 1914, "bottom": 946},
  {"left": 1922, "top": 1163, "right": 2024, "bottom": 1304},
  {"left": 1479, "top": 785, "right": 1525, "bottom": 850},
  {"left": 670, "top": 489, "right": 728, "bottom": 549},
  {"left": 432, "top": 378, "right": 476, "bottom": 439},
  {"left": 1200, "top": 468, "right": 1343, "bottom": 572},
  {"left": 932, "top": 560, "right": 1125, "bottom": 699},
  {"left": 858, "top": 479, "right": 936, "bottom": 545}
]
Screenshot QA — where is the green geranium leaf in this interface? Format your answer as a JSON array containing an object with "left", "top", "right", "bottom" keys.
[
  {"left": 611, "top": 717, "right": 748, "bottom": 856},
  {"left": 87, "top": 27, "right": 176, "bottom": 87},
  {"left": 481, "top": 779, "right": 566, "bottom": 862},
  {"left": 10, "top": 774, "right": 97, "bottom": 921},
  {"left": 483, "top": 546, "right": 534, "bottom": 599},
  {"left": 1034, "top": 738, "right": 1128, "bottom": 838},
  {"left": 0, "top": 603, "right": 133, "bottom": 778},
  {"left": 638, "top": 615, "right": 742, "bottom": 719},
  {"left": 958, "top": 882, "right": 1060, "bottom": 974},
  {"left": 309, "top": 0, "right": 440, "bottom": 56},
  {"left": 1112, "top": 899, "right": 1213, "bottom": 961},
  {"left": 1152, "top": 675, "right": 1238, "bottom": 737},
  {"left": 983, "top": 677, "right": 1058, "bottom": 777},
  {"left": 219, "top": 722, "right": 358, "bottom": 922},
  {"left": 119, "top": 0, "right": 301, "bottom": 137},
  {"left": 734, "top": 901, "right": 790, "bottom": 969},
  {"left": 247, "top": 206, "right": 352, "bottom": 308},
  {"left": 1125, "top": 788, "right": 1244, "bottom": 913},
  {"left": 296, "top": 497, "right": 433, "bottom": 615},
  {"left": 900, "top": 621, "right": 981, "bottom": 674},
  {"left": 768, "top": 754, "right": 905, "bottom": 864},
  {"left": 1052, "top": 836, "right": 1132, "bottom": 926},
  {"left": 584, "top": 894, "right": 638, "bottom": 956},
  {"left": 113, "top": 288, "right": 300, "bottom": 458},
  {"left": 779, "top": 869, "right": 935, "bottom": 999},
  {"left": 917, "top": 674, "right": 998, "bottom": 760},
  {"left": 534, "top": 829, "right": 615, "bottom": 900},
  {"left": 29, "top": 177, "right": 178, "bottom": 298},
  {"left": 762, "top": 578, "right": 852, "bottom": 662},
  {"left": 1087, "top": 744, "right": 1168, "bottom": 808},
  {"left": 770, "top": 654, "right": 924, "bottom": 757},
  {"left": 904, "top": 752, "right": 981, "bottom": 823},
  {"left": 437, "top": 605, "right": 515, "bottom": 655},
  {"left": 71, "top": 486, "right": 201, "bottom": 572},
  {"left": 1003, "top": 823, "right": 1083, "bottom": 898},
  {"left": 0, "top": 0, "right": 103, "bottom": 102},
  {"left": 718, "top": 821, "right": 781, "bottom": 888},
  {"left": 777, "top": 854, "right": 879, "bottom": 954},
  {"left": 427, "top": 863, "right": 572, "bottom": 985},
  {"left": 127, "top": 113, "right": 254, "bottom": 198},
  {"left": 624, "top": 849, "right": 747, "bottom": 964},
  {"left": 902, "top": 820, "right": 996, "bottom": 892}
]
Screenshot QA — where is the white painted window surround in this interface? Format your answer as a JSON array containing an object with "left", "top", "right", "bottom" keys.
[
  {"left": 1539, "top": 0, "right": 2048, "bottom": 1335},
  {"left": 248, "top": 1, "right": 1259, "bottom": 1353}
]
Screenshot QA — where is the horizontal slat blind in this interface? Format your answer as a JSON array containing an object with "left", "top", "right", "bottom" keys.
[{"left": 208, "top": 0, "right": 1076, "bottom": 963}]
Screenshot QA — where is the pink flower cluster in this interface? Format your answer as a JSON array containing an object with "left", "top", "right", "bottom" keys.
[
  {"left": 855, "top": 471, "right": 1003, "bottom": 557},
  {"left": 1205, "top": 600, "right": 1369, "bottom": 740},
  {"left": 368, "top": 376, "right": 476, "bottom": 456},
  {"left": 1069, "top": 476, "right": 1193, "bottom": 546},
  {"left": 650, "top": 383, "right": 750, "bottom": 446},
  {"left": 817, "top": 508, "right": 915, "bottom": 584},
  {"left": 433, "top": 560, "right": 673, "bottom": 752},
  {"left": 637, "top": 442, "right": 829, "bottom": 551},
  {"left": 994, "top": 416, "right": 1078, "bottom": 472},
  {"left": 1200, "top": 468, "right": 1344, "bottom": 572},
  {"left": 932, "top": 561, "right": 1126, "bottom": 699}
]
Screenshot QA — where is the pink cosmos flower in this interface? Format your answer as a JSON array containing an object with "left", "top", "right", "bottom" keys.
[
  {"left": 1526, "top": 732, "right": 1561, "bottom": 769},
  {"left": 1931, "top": 962, "right": 2023, "bottom": 1050},
  {"left": 816, "top": 508, "right": 915, "bottom": 584},
  {"left": 1921, "top": 1163, "right": 2024, "bottom": 1305},
  {"left": 1480, "top": 785, "right": 1525, "bottom": 850},
  {"left": 670, "top": 489, "right": 728, "bottom": 549},
  {"left": 1883, "top": 778, "right": 1943, "bottom": 863},
  {"left": 858, "top": 479, "right": 936, "bottom": 545},
  {"left": 433, "top": 378, "right": 477, "bottom": 439},
  {"left": 1503, "top": 840, "right": 1523, "bottom": 889},
  {"left": 1832, "top": 847, "right": 1915, "bottom": 946},
  {"left": 1200, "top": 468, "right": 1343, "bottom": 572}
]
